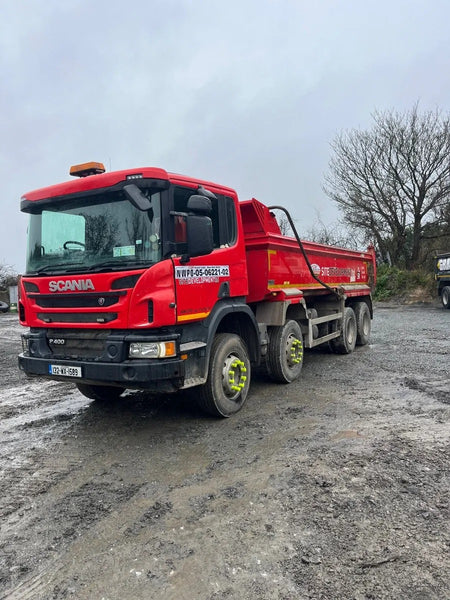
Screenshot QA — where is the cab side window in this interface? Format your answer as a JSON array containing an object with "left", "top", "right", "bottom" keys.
[
  {"left": 223, "top": 196, "right": 237, "bottom": 246},
  {"left": 173, "top": 187, "right": 237, "bottom": 251}
]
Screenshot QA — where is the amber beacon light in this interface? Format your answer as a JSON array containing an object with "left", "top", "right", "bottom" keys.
[{"left": 69, "top": 161, "right": 106, "bottom": 177}]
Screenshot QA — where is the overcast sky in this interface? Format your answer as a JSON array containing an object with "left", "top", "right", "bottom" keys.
[{"left": 2, "top": 0, "right": 450, "bottom": 272}]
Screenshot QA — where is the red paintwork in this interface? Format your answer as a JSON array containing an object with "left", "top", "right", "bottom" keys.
[
  {"left": 241, "top": 199, "right": 376, "bottom": 303},
  {"left": 20, "top": 168, "right": 376, "bottom": 332},
  {"left": 128, "top": 261, "right": 176, "bottom": 328},
  {"left": 21, "top": 167, "right": 236, "bottom": 202},
  {"left": 22, "top": 168, "right": 169, "bottom": 202}
]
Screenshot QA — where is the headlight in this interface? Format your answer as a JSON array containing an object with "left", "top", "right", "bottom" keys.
[{"left": 129, "top": 341, "right": 176, "bottom": 359}]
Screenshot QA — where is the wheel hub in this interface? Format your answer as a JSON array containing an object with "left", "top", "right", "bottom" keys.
[
  {"left": 222, "top": 355, "right": 248, "bottom": 399},
  {"left": 286, "top": 336, "right": 303, "bottom": 367}
]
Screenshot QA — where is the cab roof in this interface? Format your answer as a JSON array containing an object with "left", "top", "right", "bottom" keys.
[{"left": 21, "top": 166, "right": 237, "bottom": 203}]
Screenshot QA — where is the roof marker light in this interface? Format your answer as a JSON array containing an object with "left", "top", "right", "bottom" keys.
[{"left": 69, "top": 162, "right": 106, "bottom": 177}]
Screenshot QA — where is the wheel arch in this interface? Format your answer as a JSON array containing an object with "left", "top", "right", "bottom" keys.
[
  {"left": 211, "top": 303, "right": 261, "bottom": 365},
  {"left": 347, "top": 294, "right": 373, "bottom": 318}
]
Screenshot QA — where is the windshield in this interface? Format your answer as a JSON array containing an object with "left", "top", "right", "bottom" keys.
[{"left": 26, "top": 189, "right": 162, "bottom": 274}]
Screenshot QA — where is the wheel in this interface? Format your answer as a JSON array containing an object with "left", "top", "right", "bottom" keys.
[
  {"left": 197, "top": 334, "right": 251, "bottom": 417},
  {"left": 353, "top": 302, "right": 371, "bottom": 345},
  {"left": 0, "top": 301, "right": 9, "bottom": 313},
  {"left": 76, "top": 383, "right": 125, "bottom": 401},
  {"left": 329, "top": 307, "right": 357, "bottom": 354},
  {"left": 441, "top": 286, "right": 450, "bottom": 309},
  {"left": 266, "top": 320, "right": 303, "bottom": 383}
]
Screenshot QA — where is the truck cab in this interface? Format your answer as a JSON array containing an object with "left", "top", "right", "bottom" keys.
[{"left": 19, "top": 165, "right": 258, "bottom": 409}]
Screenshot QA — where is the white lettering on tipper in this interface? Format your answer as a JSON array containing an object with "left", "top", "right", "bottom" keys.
[{"left": 49, "top": 279, "right": 95, "bottom": 292}]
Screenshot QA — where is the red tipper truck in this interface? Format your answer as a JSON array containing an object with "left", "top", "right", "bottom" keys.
[{"left": 18, "top": 163, "right": 376, "bottom": 417}]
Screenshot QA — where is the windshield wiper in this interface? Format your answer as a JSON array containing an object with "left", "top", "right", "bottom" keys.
[
  {"left": 87, "top": 259, "right": 152, "bottom": 272},
  {"left": 30, "top": 259, "right": 153, "bottom": 275},
  {"left": 32, "top": 262, "right": 85, "bottom": 275}
]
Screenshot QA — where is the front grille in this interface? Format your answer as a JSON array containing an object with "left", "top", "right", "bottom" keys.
[
  {"left": 111, "top": 274, "right": 142, "bottom": 289},
  {"left": 38, "top": 312, "right": 118, "bottom": 324},
  {"left": 47, "top": 329, "right": 111, "bottom": 359},
  {"left": 28, "top": 291, "right": 126, "bottom": 308}
]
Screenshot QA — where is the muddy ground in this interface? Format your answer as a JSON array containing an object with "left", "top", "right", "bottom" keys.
[{"left": 0, "top": 304, "right": 449, "bottom": 600}]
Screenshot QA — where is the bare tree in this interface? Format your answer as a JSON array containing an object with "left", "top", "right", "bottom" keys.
[
  {"left": 302, "top": 216, "right": 361, "bottom": 250},
  {"left": 0, "top": 264, "right": 17, "bottom": 290},
  {"left": 277, "top": 214, "right": 293, "bottom": 236},
  {"left": 83, "top": 212, "right": 119, "bottom": 256},
  {"left": 324, "top": 105, "right": 450, "bottom": 267}
]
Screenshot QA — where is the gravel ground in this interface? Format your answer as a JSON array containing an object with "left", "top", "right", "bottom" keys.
[{"left": 0, "top": 303, "right": 449, "bottom": 600}]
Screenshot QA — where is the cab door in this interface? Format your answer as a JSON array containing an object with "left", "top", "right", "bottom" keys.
[{"left": 171, "top": 187, "right": 247, "bottom": 324}]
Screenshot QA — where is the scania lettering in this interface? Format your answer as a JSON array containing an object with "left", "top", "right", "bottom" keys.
[
  {"left": 49, "top": 279, "right": 95, "bottom": 292},
  {"left": 18, "top": 163, "right": 377, "bottom": 417}
]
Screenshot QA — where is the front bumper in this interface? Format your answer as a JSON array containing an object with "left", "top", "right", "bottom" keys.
[{"left": 18, "top": 353, "right": 185, "bottom": 392}]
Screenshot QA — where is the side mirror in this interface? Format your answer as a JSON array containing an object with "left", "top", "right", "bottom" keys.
[
  {"left": 187, "top": 195, "right": 212, "bottom": 215},
  {"left": 186, "top": 215, "right": 213, "bottom": 258}
]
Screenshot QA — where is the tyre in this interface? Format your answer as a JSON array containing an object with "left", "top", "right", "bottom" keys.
[
  {"left": 0, "top": 301, "right": 9, "bottom": 313},
  {"left": 329, "top": 307, "right": 357, "bottom": 354},
  {"left": 353, "top": 302, "right": 371, "bottom": 345},
  {"left": 266, "top": 320, "right": 303, "bottom": 383},
  {"left": 441, "top": 286, "right": 450, "bottom": 309},
  {"left": 197, "top": 334, "right": 251, "bottom": 417},
  {"left": 76, "top": 383, "right": 125, "bottom": 401}
]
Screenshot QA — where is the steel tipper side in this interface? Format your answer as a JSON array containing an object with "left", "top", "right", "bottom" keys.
[
  {"left": 435, "top": 252, "right": 450, "bottom": 309},
  {"left": 240, "top": 199, "right": 376, "bottom": 378},
  {"left": 18, "top": 165, "right": 260, "bottom": 416}
]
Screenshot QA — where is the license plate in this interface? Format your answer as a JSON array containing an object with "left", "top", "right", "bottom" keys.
[{"left": 49, "top": 364, "right": 82, "bottom": 378}]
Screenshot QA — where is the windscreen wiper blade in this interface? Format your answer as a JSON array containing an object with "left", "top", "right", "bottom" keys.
[
  {"left": 32, "top": 262, "right": 84, "bottom": 274},
  {"left": 87, "top": 259, "right": 151, "bottom": 272}
]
